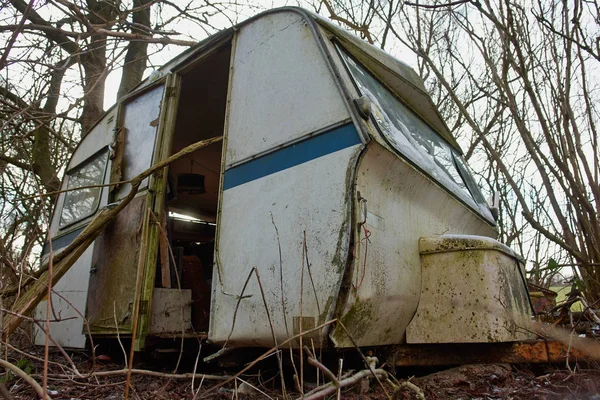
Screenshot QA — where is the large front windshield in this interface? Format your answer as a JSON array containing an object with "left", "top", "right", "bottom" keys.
[{"left": 337, "top": 46, "right": 493, "bottom": 223}]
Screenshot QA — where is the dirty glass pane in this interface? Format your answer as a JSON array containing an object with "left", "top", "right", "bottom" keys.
[
  {"left": 60, "top": 151, "right": 108, "bottom": 226},
  {"left": 454, "top": 154, "right": 490, "bottom": 210},
  {"left": 337, "top": 47, "right": 493, "bottom": 221},
  {"left": 114, "top": 84, "right": 164, "bottom": 200}
]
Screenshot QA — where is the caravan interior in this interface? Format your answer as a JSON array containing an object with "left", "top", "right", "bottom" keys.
[{"left": 156, "top": 45, "right": 231, "bottom": 332}]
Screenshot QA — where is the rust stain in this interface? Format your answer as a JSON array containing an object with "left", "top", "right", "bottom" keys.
[{"left": 393, "top": 341, "right": 591, "bottom": 366}]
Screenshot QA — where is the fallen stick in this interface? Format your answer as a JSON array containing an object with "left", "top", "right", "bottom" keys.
[
  {"left": 0, "top": 358, "right": 51, "bottom": 400},
  {"left": 1, "top": 136, "right": 222, "bottom": 341},
  {"left": 391, "top": 380, "right": 425, "bottom": 400},
  {"left": 300, "top": 368, "right": 388, "bottom": 400},
  {"left": 43, "top": 369, "right": 230, "bottom": 380}
]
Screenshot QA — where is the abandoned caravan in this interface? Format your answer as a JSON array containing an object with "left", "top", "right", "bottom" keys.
[{"left": 34, "top": 7, "right": 534, "bottom": 357}]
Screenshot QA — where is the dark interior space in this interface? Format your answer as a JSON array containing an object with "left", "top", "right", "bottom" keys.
[{"left": 154, "top": 45, "right": 231, "bottom": 333}]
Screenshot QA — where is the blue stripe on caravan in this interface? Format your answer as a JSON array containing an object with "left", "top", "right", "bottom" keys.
[
  {"left": 223, "top": 123, "right": 361, "bottom": 190},
  {"left": 42, "top": 225, "right": 86, "bottom": 256}
]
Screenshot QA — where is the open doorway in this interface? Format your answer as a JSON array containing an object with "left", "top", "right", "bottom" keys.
[{"left": 155, "top": 45, "right": 231, "bottom": 333}]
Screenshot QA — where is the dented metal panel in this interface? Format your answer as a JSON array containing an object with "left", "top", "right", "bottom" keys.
[
  {"left": 210, "top": 11, "right": 360, "bottom": 347},
  {"left": 330, "top": 142, "right": 497, "bottom": 348},
  {"left": 211, "top": 131, "right": 362, "bottom": 346},
  {"left": 225, "top": 11, "right": 350, "bottom": 168}
]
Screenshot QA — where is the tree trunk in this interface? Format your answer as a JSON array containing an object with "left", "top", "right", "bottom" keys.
[{"left": 117, "top": 0, "right": 152, "bottom": 98}]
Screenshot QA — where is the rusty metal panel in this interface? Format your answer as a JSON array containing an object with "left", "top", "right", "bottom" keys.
[
  {"left": 392, "top": 341, "right": 590, "bottom": 366},
  {"left": 86, "top": 195, "right": 146, "bottom": 333},
  {"left": 150, "top": 288, "right": 192, "bottom": 334},
  {"left": 528, "top": 282, "right": 558, "bottom": 314},
  {"left": 406, "top": 235, "right": 534, "bottom": 343}
]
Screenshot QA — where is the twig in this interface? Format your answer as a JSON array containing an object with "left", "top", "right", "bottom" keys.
[
  {"left": 299, "top": 232, "right": 306, "bottom": 396},
  {"left": 151, "top": 211, "right": 181, "bottom": 290},
  {"left": 113, "top": 301, "right": 128, "bottom": 365},
  {"left": 311, "top": 339, "right": 319, "bottom": 387},
  {"left": 44, "top": 287, "right": 96, "bottom": 376},
  {"left": 47, "top": 369, "right": 230, "bottom": 380},
  {"left": 0, "top": 340, "right": 81, "bottom": 374},
  {"left": 303, "top": 234, "right": 320, "bottom": 314},
  {"left": 0, "top": 0, "right": 35, "bottom": 70},
  {"left": 304, "top": 348, "right": 338, "bottom": 385},
  {"left": 219, "top": 267, "right": 257, "bottom": 349},
  {"left": 336, "top": 358, "right": 343, "bottom": 400},
  {"left": 288, "top": 347, "right": 301, "bottom": 393},
  {"left": 391, "top": 380, "right": 425, "bottom": 400},
  {"left": 43, "top": 228, "right": 54, "bottom": 398},
  {"left": 269, "top": 213, "right": 289, "bottom": 337},
  {"left": 250, "top": 268, "right": 287, "bottom": 398},
  {"left": 210, "top": 266, "right": 287, "bottom": 397},
  {"left": 191, "top": 342, "right": 203, "bottom": 398},
  {"left": 0, "top": 358, "right": 51, "bottom": 400},
  {"left": 300, "top": 368, "right": 389, "bottom": 400},
  {"left": 335, "top": 321, "right": 391, "bottom": 400},
  {"left": 199, "top": 319, "right": 338, "bottom": 398},
  {"left": 237, "top": 378, "right": 275, "bottom": 400},
  {"left": 405, "top": 0, "right": 470, "bottom": 9}
]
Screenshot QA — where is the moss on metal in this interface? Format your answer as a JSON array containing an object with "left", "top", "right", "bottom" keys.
[{"left": 331, "top": 298, "right": 376, "bottom": 344}]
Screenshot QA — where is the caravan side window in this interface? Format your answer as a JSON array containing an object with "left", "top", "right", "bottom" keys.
[{"left": 60, "top": 150, "right": 109, "bottom": 227}]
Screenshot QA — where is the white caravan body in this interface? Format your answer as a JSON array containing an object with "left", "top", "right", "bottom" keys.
[{"left": 34, "top": 8, "right": 533, "bottom": 350}]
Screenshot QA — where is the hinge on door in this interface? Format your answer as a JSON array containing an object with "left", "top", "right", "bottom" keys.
[{"left": 166, "top": 86, "right": 177, "bottom": 98}]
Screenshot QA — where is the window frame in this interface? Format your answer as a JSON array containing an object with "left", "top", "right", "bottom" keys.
[
  {"left": 59, "top": 148, "right": 109, "bottom": 229},
  {"left": 334, "top": 43, "right": 495, "bottom": 225}
]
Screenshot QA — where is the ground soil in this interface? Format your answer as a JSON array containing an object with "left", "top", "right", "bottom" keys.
[{"left": 2, "top": 332, "right": 600, "bottom": 399}]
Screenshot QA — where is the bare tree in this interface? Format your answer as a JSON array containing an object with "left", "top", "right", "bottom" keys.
[
  {"left": 319, "top": 0, "right": 600, "bottom": 301},
  {"left": 0, "top": 0, "right": 246, "bottom": 292}
]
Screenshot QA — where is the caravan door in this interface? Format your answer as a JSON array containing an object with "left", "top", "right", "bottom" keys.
[{"left": 86, "top": 79, "right": 175, "bottom": 340}]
